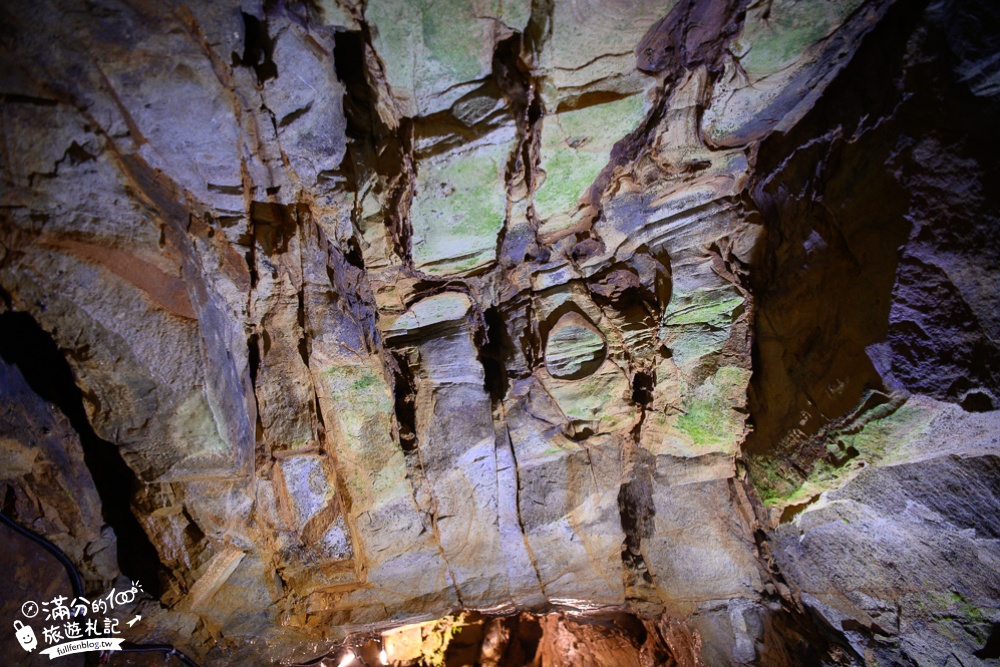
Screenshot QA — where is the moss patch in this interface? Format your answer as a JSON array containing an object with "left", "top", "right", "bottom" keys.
[
  {"left": 319, "top": 365, "right": 409, "bottom": 502},
  {"left": 664, "top": 289, "right": 745, "bottom": 326},
  {"left": 352, "top": 374, "right": 378, "bottom": 391},
  {"left": 661, "top": 287, "right": 745, "bottom": 368},
  {"left": 751, "top": 396, "right": 939, "bottom": 507},
  {"left": 545, "top": 362, "right": 633, "bottom": 433},
  {"left": 534, "top": 148, "right": 606, "bottom": 222},
  {"left": 535, "top": 94, "right": 646, "bottom": 234},
  {"left": 738, "top": 0, "right": 865, "bottom": 80},
  {"left": 320, "top": 366, "right": 392, "bottom": 450},
  {"left": 411, "top": 139, "right": 511, "bottom": 275},
  {"left": 674, "top": 366, "right": 750, "bottom": 451},
  {"left": 367, "top": 0, "right": 530, "bottom": 115}
]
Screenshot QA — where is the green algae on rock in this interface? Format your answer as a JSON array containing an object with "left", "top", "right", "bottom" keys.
[
  {"left": 365, "top": 0, "right": 530, "bottom": 117},
  {"left": 535, "top": 94, "right": 647, "bottom": 239},
  {"left": 410, "top": 130, "right": 513, "bottom": 276}
]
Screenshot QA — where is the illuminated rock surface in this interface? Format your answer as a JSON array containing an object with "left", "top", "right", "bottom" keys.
[{"left": 0, "top": 0, "right": 998, "bottom": 665}]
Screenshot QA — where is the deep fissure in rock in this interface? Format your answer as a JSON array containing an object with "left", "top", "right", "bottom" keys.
[
  {"left": 390, "top": 352, "right": 419, "bottom": 453},
  {"left": 333, "top": 26, "right": 416, "bottom": 265},
  {"left": 235, "top": 11, "right": 278, "bottom": 85},
  {"left": 480, "top": 306, "right": 512, "bottom": 405},
  {"left": 617, "top": 446, "right": 656, "bottom": 589}
]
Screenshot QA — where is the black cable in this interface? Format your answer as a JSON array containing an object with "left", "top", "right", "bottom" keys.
[
  {"left": 0, "top": 509, "right": 85, "bottom": 598},
  {"left": 117, "top": 643, "right": 201, "bottom": 667},
  {"left": 1, "top": 510, "right": 202, "bottom": 667}
]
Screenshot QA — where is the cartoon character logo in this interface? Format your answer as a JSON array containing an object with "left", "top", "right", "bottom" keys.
[{"left": 14, "top": 620, "right": 37, "bottom": 652}]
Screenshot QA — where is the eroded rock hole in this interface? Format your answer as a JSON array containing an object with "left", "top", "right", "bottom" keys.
[
  {"left": 632, "top": 371, "right": 655, "bottom": 406},
  {"left": 961, "top": 389, "right": 995, "bottom": 413},
  {"left": 975, "top": 622, "right": 1000, "bottom": 659},
  {"left": 543, "top": 306, "right": 607, "bottom": 380},
  {"left": 345, "top": 236, "right": 365, "bottom": 271}
]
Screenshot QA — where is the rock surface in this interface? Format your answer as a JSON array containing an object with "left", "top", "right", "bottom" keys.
[{"left": 0, "top": 0, "right": 998, "bottom": 665}]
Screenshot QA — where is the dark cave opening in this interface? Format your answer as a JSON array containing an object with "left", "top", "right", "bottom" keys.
[
  {"left": 0, "top": 311, "right": 164, "bottom": 597},
  {"left": 962, "top": 389, "right": 996, "bottom": 413},
  {"left": 974, "top": 622, "right": 1000, "bottom": 659}
]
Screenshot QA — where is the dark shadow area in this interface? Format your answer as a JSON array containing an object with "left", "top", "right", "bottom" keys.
[
  {"left": 0, "top": 516, "right": 83, "bottom": 667},
  {"left": 333, "top": 27, "right": 415, "bottom": 263},
  {"left": 389, "top": 352, "right": 418, "bottom": 453},
  {"left": 745, "top": 0, "right": 923, "bottom": 457},
  {"left": 0, "top": 311, "right": 164, "bottom": 596},
  {"left": 234, "top": 11, "right": 277, "bottom": 84},
  {"left": 748, "top": 0, "right": 1000, "bottom": 460},
  {"left": 631, "top": 370, "right": 655, "bottom": 406},
  {"left": 617, "top": 447, "right": 656, "bottom": 587},
  {"left": 480, "top": 306, "right": 512, "bottom": 405},
  {"left": 974, "top": 622, "right": 1000, "bottom": 659}
]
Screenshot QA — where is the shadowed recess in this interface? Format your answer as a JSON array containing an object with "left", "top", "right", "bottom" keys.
[{"left": 0, "top": 312, "right": 165, "bottom": 597}]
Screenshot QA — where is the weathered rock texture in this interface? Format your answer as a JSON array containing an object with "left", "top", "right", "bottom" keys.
[{"left": 0, "top": 0, "right": 998, "bottom": 665}]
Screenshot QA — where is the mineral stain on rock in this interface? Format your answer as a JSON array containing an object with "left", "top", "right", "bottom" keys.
[{"left": 0, "top": 0, "right": 998, "bottom": 665}]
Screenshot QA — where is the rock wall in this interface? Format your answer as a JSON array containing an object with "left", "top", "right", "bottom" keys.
[{"left": 0, "top": 0, "right": 997, "bottom": 665}]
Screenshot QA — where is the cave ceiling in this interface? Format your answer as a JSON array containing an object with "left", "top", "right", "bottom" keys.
[{"left": 1, "top": 0, "right": 999, "bottom": 665}]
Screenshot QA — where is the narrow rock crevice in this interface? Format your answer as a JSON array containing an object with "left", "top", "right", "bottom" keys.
[
  {"left": 480, "top": 306, "right": 512, "bottom": 405},
  {"left": 502, "top": 420, "right": 547, "bottom": 597},
  {"left": 247, "top": 331, "right": 270, "bottom": 472},
  {"left": 296, "top": 286, "right": 309, "bottom": 368},
  {"left": 631, "top": 370, "right": 655, "bottom": 407},
  {"left": 333, "top": 26, "right": 415, "bottom": 267},
  {"left": 616, "top": 380, "right": 659, "bottom": 603},
  {"left": 386, "top": 352, "right": 466, "bottom": 608},
  {"left": 389, "top": 352, "right": 419, "bottom": 455},
  {"left": 322, "top": 230, "right": 382, "bottom": 359},
  {"left": 235, "top": 11, "right": 278, "bottom": 85},
  {"left": 491, "top": 26, "right": 545, "bottom": 259}
]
